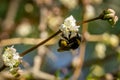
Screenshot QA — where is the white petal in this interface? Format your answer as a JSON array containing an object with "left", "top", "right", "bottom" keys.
[{"left": 59, "top": 15, "right": 80, "bottom": 38}]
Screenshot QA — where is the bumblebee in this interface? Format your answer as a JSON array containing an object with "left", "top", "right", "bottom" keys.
[{"left": 57, "top": 32, "right": 82, "bottom": 52}]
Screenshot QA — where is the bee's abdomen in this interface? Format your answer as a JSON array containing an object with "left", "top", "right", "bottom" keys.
[{"left": 69, "top": 37, "right": 81, "bottom": 49}]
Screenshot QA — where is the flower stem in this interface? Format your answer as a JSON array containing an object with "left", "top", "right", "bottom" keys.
[
  {"left": 76, "top": 16, "right": 100, "bottom": 25},
  {"left": 20, "top": 30, "right": 61, "bottom": 57}
]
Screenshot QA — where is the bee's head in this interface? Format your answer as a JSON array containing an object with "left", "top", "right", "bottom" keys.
[{"left": 57, "top": 32, "right": 82, "bottom": 52}]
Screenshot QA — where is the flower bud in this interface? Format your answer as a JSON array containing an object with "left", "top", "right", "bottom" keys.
[
  {"left": 104, "top": 9, "right": 115, "bottom": 15},
  {"left": 100, "top": 8, "right": 118, "bottom": 25}
]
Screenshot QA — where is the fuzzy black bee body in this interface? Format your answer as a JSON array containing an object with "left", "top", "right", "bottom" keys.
[{"left": 58, "top": 33, "right": 81, "bottom": 52}]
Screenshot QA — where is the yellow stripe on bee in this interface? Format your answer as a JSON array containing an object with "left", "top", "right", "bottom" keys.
[
  {"left": 61, "top": 40, "right": 67, "bottom": 46},
  {"left": 76, "top": 39, "right": 81, "bottom": 45}
]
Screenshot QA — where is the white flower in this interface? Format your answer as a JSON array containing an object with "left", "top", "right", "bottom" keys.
[
  {"left": 101, "top": 8, "right": 118, "bottom": 25},
  {"left": 95, "top": 43, "right": 106, "bottom": 59},
  {"left": 59, "top": 15, "right": 80, "bottom": 38},
  {"left": 2, "top": 46, "right": 22, "bottom": 68},
  {"left": 16, "top": 21, "right": 32, "bottom": 37}
]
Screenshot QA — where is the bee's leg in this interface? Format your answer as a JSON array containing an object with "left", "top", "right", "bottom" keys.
[{"left": 68, "top": 31, "right": 72, "bottom": 39}]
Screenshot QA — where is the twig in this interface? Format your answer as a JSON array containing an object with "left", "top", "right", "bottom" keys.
[
  {"left": 84, "top": 32, "right": 103, "bottom": 42},
  {"left": 72, "top": 0, "right": 90, "bottom": 79},
  {"left": 0, "top": 38, "right": 57, "bottom": 46},
  {"left": 76, "top": 16, "right": 100, "bottom": 25},
  {"left": 19, "top": 30, "right": 61, "bottom": 57}
]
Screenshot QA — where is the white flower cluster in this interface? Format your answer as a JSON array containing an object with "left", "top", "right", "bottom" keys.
[
  {"left": 59, "top": 15, "right": 80, "bottom": 38},
  {"left": 2, "top": 46, "right": 22, "bottom": 68},
  {"left": 101, "top": 8, "right": 118, "bottom": 25}
]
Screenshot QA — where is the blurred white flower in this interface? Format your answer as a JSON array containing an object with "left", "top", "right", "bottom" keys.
[
  {"left": 59, "top": 15, "right": 80, "bottom": 38},
  {"left": 85, "top": 5, "right": 95, "bottom": 19},
  {"left": 72, "top": 57, "right": 81, "bottom": 67},
  {"left": 105, "top": 73, "right": 114, "bottom": 80},
  {"left": 25, "top": 3, "right": 34, "bottom": 13},
  {"left": 16, "top": 21, "right": 32, "bottom": 37},
  {"left": 109, "top": 35, "right": 119, "bottom": 47},
  {"left": 102, "top": 33, "right": 110, "bottom": 44},
  {"left": 60, "top": 0, "right": 78, "bottom": 9},
  {"left": 91, "top": 65, "right": 105, "bottom": 77},
  {"left": 40, "top": 31, "right": 48, "bottom": 39},
  {"left": 2, "top": 46, "right": 22, "bottom": 68},
  {"left": 102, "top": 33, "right": 119, "bottom": 47},
  {"left": 95, "top": 43, "right": 106, "bottom": 59}
]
